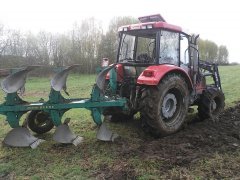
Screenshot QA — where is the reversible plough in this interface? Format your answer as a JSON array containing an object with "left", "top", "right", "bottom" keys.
[{"left": 0, "top": 64, "right": 125, "bottom": 148}]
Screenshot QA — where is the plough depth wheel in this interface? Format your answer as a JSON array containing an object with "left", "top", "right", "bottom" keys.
[{"left": 27, "top": 111, "right": 54, "bottom": 134}]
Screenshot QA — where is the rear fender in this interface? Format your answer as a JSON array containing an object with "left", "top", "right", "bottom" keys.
[{"left": 137, "top": 65, "right": 193, "bottom": 90}]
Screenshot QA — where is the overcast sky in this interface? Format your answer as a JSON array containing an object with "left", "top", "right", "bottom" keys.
[{"left": 0, "top": 0, "right": 239, "bottom": 62}]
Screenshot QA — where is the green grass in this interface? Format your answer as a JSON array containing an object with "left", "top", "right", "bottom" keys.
[
  {"left": 219, "top": 65, "right": 240, "bottom": 106},
  {"left": 0, "top": 65, "right": 239, "bottom": 179}
]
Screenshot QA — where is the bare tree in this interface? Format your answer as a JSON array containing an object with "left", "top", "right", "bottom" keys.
[
  {"left": 218, "top": 45, "right": 229, "bottom": 64},
  {"left": 98, "top": 16, "right": 137, "bottom": 63},
  {"left": 37, "top": 31, "right": 52, "bottom": 65},
  {"left": 0, "top": 24, "right": 8, "bottom": 57},
  {"left": 71, "top": 18, "right": 103, "bottom": 73}
]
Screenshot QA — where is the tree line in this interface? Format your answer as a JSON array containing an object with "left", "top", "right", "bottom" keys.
[
  {"left": 0, "top": 17, "right": 229, "bottom": 74},
  {"left": 198, "top": 39, "right": 229, "bottom": 65}
]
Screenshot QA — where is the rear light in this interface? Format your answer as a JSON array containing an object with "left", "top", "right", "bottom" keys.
[
  {"left": 118, "top": 27, "right": 128, "bottom": 31},
  {"left": 130, "top": 25, "right": 140, "bottom": 30},
  {"left": 143, "top": 70, "right": 155, "bottom": 77},
  {"left": 141, "top": 25, "right": 153, "bottom": 29},
  {"left": 118, "top": 27, "right": 123, "bottom": 31},
  {"left": 147, "top": 24, "right": 153, "bottom": 29}
]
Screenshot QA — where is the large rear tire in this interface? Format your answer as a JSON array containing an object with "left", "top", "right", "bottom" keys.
[
  {"left": 141, "top": 74, "right": 189, "bottom": 136},
  {"left": 27, "top": 111, "right": 54, "bottom": 134},
  {"left": 198, "top": 88, "right": 225, "bottom": 120}
]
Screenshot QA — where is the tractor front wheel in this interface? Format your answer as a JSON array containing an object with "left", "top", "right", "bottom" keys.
[
  {"left": 198, "top": 88, "right": 225, "bottom": 120},
  {"left": 141, "top": 74, "right": 189, "bottom": 136},
  {"left": 27, "top": 110, "right": 54, "bottom": 134}
]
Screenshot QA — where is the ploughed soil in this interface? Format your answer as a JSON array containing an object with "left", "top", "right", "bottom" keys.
[{"left": 95, "top": 102, "right": 240, "bottom": 179}]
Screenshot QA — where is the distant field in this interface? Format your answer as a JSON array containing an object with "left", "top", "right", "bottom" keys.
[
  {"left": 218, "top": 65, "right": 240, "bottom": 106},
  {"left": 0, "top": 65, "right": 239, "bottom": 179}
]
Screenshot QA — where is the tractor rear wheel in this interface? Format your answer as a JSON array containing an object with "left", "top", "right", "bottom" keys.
[
  {"left": 198, "top": 88, "right": 225, "bottom": 120},
  {"left": 141, "top": 74, "right": 189, "bottom": 136},
  {"left": 27, "top": 110, "right": 54, "bottom": 134}
]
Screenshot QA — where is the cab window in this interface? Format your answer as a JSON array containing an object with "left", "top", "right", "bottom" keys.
[
  {"left": 159, "top": 30, "right": 179, "bottom": 65},
  {"left": 180, "top": 34, "right": 189, "bottom": 65}
]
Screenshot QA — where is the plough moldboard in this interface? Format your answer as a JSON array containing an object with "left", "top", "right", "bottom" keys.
[{"left": 0, "top": 64, "right": 126, "bottom": 148}]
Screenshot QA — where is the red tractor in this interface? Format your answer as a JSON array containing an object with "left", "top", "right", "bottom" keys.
[{"left": 101, "top": 14, "right": 225, "bottom": 136}]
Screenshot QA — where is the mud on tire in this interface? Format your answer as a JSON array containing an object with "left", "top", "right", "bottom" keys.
[
  {"left": 141, "top": 74, "right": 189, "bottom": 136},
  {"left": 198, "top": 88, "right": 225, "bottom": 120}
]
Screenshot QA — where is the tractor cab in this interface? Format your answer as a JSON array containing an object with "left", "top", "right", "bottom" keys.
[{"left": 117, "top": 14, "right": 191, "bottom": 70}]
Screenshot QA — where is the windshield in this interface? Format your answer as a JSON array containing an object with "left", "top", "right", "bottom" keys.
[
  {"left": 118, "top": 31, "right": 156, "bottom": 63},
  {"left": 118, "top": 30, "right": 181, "bottom": 65}
]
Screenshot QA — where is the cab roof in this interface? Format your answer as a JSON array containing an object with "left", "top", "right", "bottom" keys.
[{"left": 118, "top": 14, "right": 183, "bottom": 33}]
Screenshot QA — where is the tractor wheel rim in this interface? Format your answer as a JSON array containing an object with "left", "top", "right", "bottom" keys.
[{"left": 161, "top": 93, "right": 177, "bottom": 119}]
